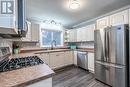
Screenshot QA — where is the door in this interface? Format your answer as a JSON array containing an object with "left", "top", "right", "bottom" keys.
[
  {"left": 107, "top": 25, "right": 129, "bottom": 65},
  {"left": 95, "top": 62, "right": 112, "bottom": 86},
  {"left": 95, "top": 61, "right": 127, "bottom": 87},
  {"left": 94, "top": 29, "right": 107, "bottom": 62}
]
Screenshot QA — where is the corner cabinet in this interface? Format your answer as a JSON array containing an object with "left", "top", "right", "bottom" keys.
[
  {"left": 40, "top": 53, "right": 50, "bottom": 66},
  {"left": 110, "top": 10, "right": 129, "bottom": 26}
]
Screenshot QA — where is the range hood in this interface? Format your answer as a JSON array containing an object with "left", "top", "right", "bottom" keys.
[{"left": 0, "top": 27, "right": 26, "bottom": 38}]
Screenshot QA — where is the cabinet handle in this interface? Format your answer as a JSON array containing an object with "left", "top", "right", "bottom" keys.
[{"left": 56, "top": 54, "right": 59, "bottom": 56}]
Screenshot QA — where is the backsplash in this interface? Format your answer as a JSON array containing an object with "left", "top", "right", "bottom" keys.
[
  {"left": 13, "top": 42, "right": 39, "bottom": 48},
  {"left": 0, "top": 39, "right": 12, "bottom": 53},
  {"left": 67, "top": 41, "right": 94, "bottom": 49},
  {"left": 0, "top": 39, "right": 12, "bottom": 47},
  {"left": 77, "top": 41, "right": 94, "bottom": 48}
]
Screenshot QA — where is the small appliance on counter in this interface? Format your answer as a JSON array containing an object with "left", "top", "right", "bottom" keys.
[
  {"left": 68, "top": 43, "right": 77, "bottom": 50},
  {"left": 12, "top": 42, "right": 20, "bottom": 54},
  {"left": 0, "top": 47, "right": 44, "bottom": 73}
]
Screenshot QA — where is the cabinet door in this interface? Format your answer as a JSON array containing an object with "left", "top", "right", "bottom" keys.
[
  {"left": 89, "top": 24, "right": 95, "bottom": 41},
  {"left": 88, "top": 53, "right": 94, "bottom": 73},
  {"left": 77, "top": 29, "right": 81, "bottom": 42},
  {"left": 68, "top": 29, "right": 77, "bottom": 42},
  {"left": 40, "top": 53, "right": 50, "bottom": 66},
  {"left": 64, "top": 30, "right": 69, "bottom": 42},
  {"left": 82, "top": 27, "right": 88, "bottom": 41},
  {"left": 50, "top": 52, "right": 64, "bottom": 69},
  {"left": 74, "top": 51, "right": 77, "bottom": 65},
  {"left": 0, "top": 0, "right": 16, "bottom": 28},
  {"left": 96, "top": 16, "right": 109, "bottom": 30},
  {"left": 64, "top": 51, "right": 73, "bottom": 66},
  {"left": 31, "top": 23, "right": 40, "bottom": 42},
  {"left": 110, "top": 10, "right": 129, "bottom": 26}
]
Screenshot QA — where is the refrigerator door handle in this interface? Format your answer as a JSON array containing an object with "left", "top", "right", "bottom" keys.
[
  {"left": 107, "top": 27, "right": 110, "bottom": 62},
  {"left": 104, "top": 28, "right": 108, "bottom": 62}
]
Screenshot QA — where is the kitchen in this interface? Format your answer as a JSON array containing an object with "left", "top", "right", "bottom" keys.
[{"left": 0, "top": 0, "right": 130, "bottom": 87}]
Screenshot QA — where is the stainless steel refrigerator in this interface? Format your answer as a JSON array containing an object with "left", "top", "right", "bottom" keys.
[{"left": 94, "top": 24, "right": 129, "bottom": 87}]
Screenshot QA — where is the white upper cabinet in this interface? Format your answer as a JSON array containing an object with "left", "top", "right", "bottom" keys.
[
  {"left": 77, "top": 24, "right": 95, "bottom": 42},
  {"left": 68, "top": 29, "right": 77, "bottom": 42},
  {"left": 110, "top": 10, "right": 129, "bottom": 26},
  {"left": 31, "top": 23, "right": 40, "bottom": 42},
  {"left": 40, "top": 53, "right": 50, "bottom": 66},
  {"left": 96, "top": 16, "right": 110, "bottom": 30},
  {"left": 77, "top": 28, "right": 83, "bottom": 41},
  {"left": 87, "top": 24, "right": 95, "bottom": 41}
]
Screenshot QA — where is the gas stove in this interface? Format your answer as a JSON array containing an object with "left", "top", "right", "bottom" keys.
[{"left": 0, "top": 56, "right": 44, "bottom": 72}]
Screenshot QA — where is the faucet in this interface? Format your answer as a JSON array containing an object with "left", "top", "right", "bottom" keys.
[{"left": 51, "top": 40, "right": 56, "bottom": 50}]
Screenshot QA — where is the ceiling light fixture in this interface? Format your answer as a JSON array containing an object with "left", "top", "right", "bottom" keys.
[{"left": 69, "top": 0, "right": 80, "bottom": 10}]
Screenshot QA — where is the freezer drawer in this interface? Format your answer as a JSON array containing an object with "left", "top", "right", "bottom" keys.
[{"left": 95, "top": 61, "right": 127, "bottom": 87}]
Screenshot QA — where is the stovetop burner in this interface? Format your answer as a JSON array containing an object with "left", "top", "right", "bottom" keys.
[{"left": 0, "top": 56, "right": 44, "bottom": 72}]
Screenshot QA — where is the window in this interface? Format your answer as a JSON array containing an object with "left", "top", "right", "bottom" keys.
[{"left": 40, "top": 30, "right": 63, "bottom": 47}]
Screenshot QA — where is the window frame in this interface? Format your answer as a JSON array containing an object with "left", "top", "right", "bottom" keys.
[{"left": 40, "top": 29, "right": 64, "bottom": 47}]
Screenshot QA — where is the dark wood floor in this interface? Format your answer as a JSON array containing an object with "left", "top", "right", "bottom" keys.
[{"left": 52, "top": 66, "right": 110, "bottom": 87}]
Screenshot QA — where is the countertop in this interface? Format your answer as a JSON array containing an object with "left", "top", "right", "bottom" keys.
[
  {"left": 0, "top": 54, "right": 55, "bottom": 87},
  {"left": 0, "top": 48, "right": 94, "bottom": 87},
  {"left": 20, "top": 48, "right": 94, "bottom": 54}
]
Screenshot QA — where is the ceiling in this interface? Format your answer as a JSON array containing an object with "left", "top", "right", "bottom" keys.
[{"left": 26, "top": 0, "right": 130, "bottom": 28}]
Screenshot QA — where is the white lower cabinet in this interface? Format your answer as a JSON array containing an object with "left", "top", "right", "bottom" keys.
[
  {"left": 50, "top": 52, "right": 65, "bottom": 69},
  {"left": 88, "top": 53, "right": 94, "bottom": 73},
  {"left": 40, "top": 53, "right": 50, "bottom": 66},
  {"left": 73, "top": 51, "right": 77, "bottom": 65},
  {"left": 64, "top": 51, "right": 73, "bottom": 66},
  {"left": 26, "top": 78, "right": 52, "bottom": 87}
]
